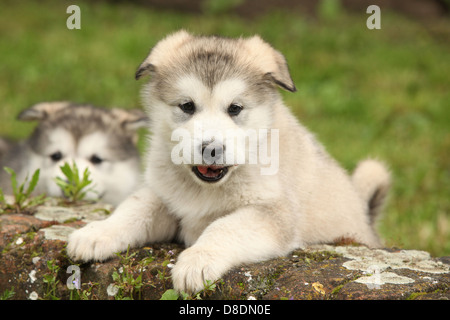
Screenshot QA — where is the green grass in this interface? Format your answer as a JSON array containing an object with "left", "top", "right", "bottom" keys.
[{"left": 0, "top": 0, "right": 448, "bottom": 256}]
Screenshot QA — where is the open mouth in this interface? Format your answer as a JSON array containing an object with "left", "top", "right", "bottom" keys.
[{"left": 192, "top": 165, "right": 230, "bottom": 182}]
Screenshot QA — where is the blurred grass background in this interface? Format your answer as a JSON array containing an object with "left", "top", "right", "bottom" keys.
[{"left": 0, "top": 0, "right": 448, "bottom": 256}]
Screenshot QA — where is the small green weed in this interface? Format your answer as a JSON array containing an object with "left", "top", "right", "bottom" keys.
[
  {"left": 54, "top": 162, "right": 95, "bottom": 203},
  {"left": 160, "top": 279, "right": 220, "bottom": 300},
  {"left": 157, "top": 258, "right": 172, "bottom": 290},
  {"left": 193, "top": 279, "right": 219, "bottom": 300},
  {"left": 0, "top": 287, "right": 15, "bottom": 300},
  {"left": 0, "top": 167, "right": 45, "bottom": 213},
  {"left": 111, "top": 246, "right": 154, "bottom": 300},
  {"left": 160, "top": 288, "right": 184, "bottom": 300},
  {"left": 43, "top": 259, "right": 60, "bottom": 300},
  {"left": 69, "top": 281, "right": 99, "bottom": 300}
]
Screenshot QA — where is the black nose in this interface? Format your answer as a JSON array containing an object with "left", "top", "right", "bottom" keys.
[{"left": 202, "top": 142, "right": 225, "bottom": 164}]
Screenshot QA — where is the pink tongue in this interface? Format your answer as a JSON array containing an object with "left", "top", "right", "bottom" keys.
[
  {"left": 197, "top": 166, "right": 209, "bottom": 175},
  {"left": 197, "top": 165, "right": 222, "bottom": 175}
]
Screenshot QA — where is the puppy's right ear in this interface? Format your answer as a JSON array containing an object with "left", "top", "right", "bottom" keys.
[
  {"left": 18, "top": 101, "right": 72, "bottom": 121},
  {"left": 135, "top": 30, "right": 192, "bottom": 80},
  {"left": 135, "top": 62, "right": 155, "bottom": 80}
]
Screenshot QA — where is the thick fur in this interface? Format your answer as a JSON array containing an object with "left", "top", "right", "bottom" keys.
[
  {"left": 0, "top": 102, "right": 147, "bottom": 206},
  {"left": 351, "top": 159, "right": 391, "bottom": 223},
  {"left": 67, "top": 31, "right": 391, "bottom": 293}
]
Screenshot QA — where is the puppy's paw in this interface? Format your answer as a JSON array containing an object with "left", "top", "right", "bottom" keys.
[
  {"left": 171, "top": 246, "right": 228, "bottom": 294},
  {"left": 67, "top": 221, "right": 129, "bottom": 262}
]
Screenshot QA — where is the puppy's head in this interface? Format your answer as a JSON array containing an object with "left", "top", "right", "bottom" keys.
[
  {"left": 18, "top": 102, "right": 148, "bottom": 204},
  {"left": 136, "top": 30, "right": 296, "bottom": 185}
]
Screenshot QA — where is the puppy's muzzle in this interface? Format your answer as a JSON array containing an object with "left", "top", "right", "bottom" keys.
[
  {"left": 192, "top": 141, "right": 231, "bottom": 183},
  {"left": 201, "top": 141, "right": 225, "bottom": 165}
]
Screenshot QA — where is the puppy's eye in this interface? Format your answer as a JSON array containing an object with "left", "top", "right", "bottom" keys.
[
  {"left": 227, "top": 104, "right": 243, "bottom": 116},
  {"left": 179, "top": 101, "right": 196, "bottom": 115},
  {"left": 50, "top": 151, "right": 62, "bottom": 162},
  {"left": 90, "top": 155, "right": 103, "bottom": 164}
]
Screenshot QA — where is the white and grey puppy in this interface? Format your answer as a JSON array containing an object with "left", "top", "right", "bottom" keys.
[
  {"left": 0, "top": 102, "right": 147, "bottom": 206},
  {"left": 68, "top": 31, "right": 391, "bottom": 293}
]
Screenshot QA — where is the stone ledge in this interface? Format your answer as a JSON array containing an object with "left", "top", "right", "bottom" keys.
[{"left": 0, "top": 201, "right": 448, "bottom": 300}]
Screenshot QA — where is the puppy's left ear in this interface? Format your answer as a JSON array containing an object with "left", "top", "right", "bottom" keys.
[
  {"left": 135, "top": 30, "right": 192, "bottom": 80},
  {"left": 263, "top": 50, "right": 297, "bottom": 93},
  {"left": 111, "top": 108, "right": 149, "bottom": 131},
  {"left": 245, "top": 36, "right": 297, "bottom": 93},
  {"left": 112, "top": 108, "right": 148, "bottom": 145},
  {"left": 18, "top": 101, "right": 72, "bottom": 121}
]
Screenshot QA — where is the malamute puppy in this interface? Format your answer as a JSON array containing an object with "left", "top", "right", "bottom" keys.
[
  {"left": 68, "top": 31, "right": 390, "bottom": 293},
  {"left": 0, "top": 102, "right": 147, "bottom": 206}
]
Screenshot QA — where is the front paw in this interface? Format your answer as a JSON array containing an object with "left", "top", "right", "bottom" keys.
[
  {"left": 67, "top": 221, "right": 129, "bottom": 262},
  {"left": 171, "top": 246, "right": 228, "bottom": 294}
]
